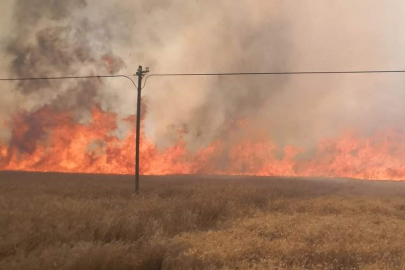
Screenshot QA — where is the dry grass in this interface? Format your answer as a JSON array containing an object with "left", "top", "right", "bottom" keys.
[{"left": 1, "top": 172, "right": 405, "bottom": 269}]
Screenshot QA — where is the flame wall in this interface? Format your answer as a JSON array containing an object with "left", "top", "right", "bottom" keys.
[{"left": 1, "top": 1, "right": 405, "bottom": 180}]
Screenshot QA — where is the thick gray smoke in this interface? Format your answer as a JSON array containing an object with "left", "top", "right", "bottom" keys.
[
  {"left": 1, "top": 0, "right": 129, "bottom": 148},
  {"left": 8, "top": 0, "right": 124, "bottom": 101},
  {"left": 130, "top": 1, "right": 405, "bottom": 156},
  {"left": 1, "top": 0, "right": 405, "bottom": 158}
]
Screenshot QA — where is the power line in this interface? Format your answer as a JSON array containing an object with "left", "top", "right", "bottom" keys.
[
  {"left": 0, "top": 74, "right": 139, "bottom": 88},
  {"left": 2, "top": 69, "right": 405, "bottom": 89},
  {"left": 2, "top": 67, "right": 405, "bottom": 192},
  {"left": 151, "top": 70, "right": 405, "bottom": 76},
  {"left": 141, "top": 69, "right": 405, "bottom": 89},
  {"left": 0, "top": 74, "right": 132, "bottom": 81}
]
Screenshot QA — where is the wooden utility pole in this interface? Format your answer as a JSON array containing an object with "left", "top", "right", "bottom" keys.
[{"left": 135, "top": 66, "right": 149, "bottom": 193}]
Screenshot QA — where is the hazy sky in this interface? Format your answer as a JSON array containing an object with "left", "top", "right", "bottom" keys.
[{"left": 1, "top": 1, "right": 405, "bottom": 151}]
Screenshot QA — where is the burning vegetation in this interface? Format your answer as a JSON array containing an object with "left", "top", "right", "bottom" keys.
[
  {"left": 1, "top": 103, "right": 405, "bottom": 180},
  {"left": 1, "top": 0, "right": 405, "bottom": 181}
]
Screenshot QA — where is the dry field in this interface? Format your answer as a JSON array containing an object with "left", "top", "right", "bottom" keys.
[{"left": 1, "top": 172, "right": 405, "bottom": 270}]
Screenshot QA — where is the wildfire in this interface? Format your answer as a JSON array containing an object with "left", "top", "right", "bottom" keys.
[{"left": 0, "top": 103, "right": 404, "bottom": 181}]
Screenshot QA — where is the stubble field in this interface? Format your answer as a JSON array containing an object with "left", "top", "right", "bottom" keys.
[{"left": 1, "top": 172, "right": 405, "bottom": 269}]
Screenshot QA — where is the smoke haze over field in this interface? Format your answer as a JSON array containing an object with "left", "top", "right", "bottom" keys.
[{"left": 1, "top": 0, "right": 405, "bottom": 161}]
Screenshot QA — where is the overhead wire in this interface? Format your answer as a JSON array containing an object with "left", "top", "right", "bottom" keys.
[
  {"left": 2, "top": 69, "right": 405, "bottom": 90},
  {"left": 140, "top": 69, "right": 405, "bottom": 89}
]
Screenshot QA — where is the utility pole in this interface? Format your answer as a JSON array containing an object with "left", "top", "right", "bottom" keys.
[{"left": 135, "top": 66, "right": 149, "bottom": 193}]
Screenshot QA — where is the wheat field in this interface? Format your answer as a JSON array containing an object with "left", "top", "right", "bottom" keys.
[{"left": 1, "top": 172, "right": 405, "bottom": 269}]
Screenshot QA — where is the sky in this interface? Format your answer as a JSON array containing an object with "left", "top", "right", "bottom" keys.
[{"left": 1, "top": 0, "right": 405, "bottom": 152}]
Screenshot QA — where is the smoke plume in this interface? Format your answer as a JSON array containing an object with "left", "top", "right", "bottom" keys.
[
  {"left": 125, "top": 0, "right": 405, "bottom": 159},
  {"left": 2, "top": 0, "right": 127, "bottom": 152},
  {"left": 1, "top": 0, "right": 405, "bottom": 174}
]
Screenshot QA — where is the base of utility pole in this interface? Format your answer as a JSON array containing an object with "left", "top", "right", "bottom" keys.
[{"left": 135, "top": 65, "right": 149, "bottom": 193}]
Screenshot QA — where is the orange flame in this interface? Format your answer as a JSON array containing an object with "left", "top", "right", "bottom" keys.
[{"left": 1, "top": 104, "right": 405, "bottom": 180}]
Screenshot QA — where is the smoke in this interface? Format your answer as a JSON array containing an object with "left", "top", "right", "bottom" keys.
[
  {"left": 2, "top": 0, "right": 405, "bottom": 163},
  {"left": 130, "top": 1, "right": 292, "bottom": 149},
  {"left": 1, "top": 0, "right": 128, "bottom": 151},
  {"left": 130, "top": 0, "right": 405, "bottom": 159}
]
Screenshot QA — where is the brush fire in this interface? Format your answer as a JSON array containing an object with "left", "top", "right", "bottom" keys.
[
  {"left": 1, "top": 0, "right": 405, "bottom": 181},
  {"left": 1, "top": 100, "right": 404, "bottom": 181}
]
